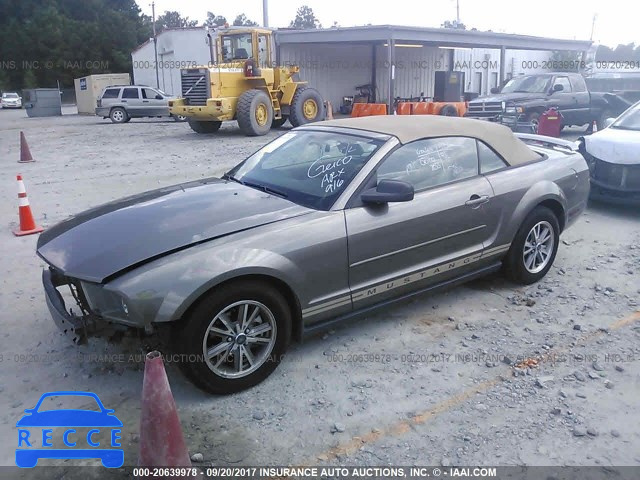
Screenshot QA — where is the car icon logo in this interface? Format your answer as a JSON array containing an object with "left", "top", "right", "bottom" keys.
[{"left": 15, "top": 391, "right": 124, "bottom": 468}]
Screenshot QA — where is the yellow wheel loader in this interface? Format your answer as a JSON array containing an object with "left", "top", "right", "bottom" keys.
[{"left": 169, "top": 27, "right": 325, "bottom": 136}]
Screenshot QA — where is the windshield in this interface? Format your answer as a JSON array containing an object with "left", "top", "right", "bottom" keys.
[
  {"left": 226, "top": 131, "right": 386, "bottom": 210},
  {"left": 611, "top": 102, "right": 640, "bottom": 131},
  {"left": 3, "top": 93, "right": 19, "bottom": 98},
  {"left": 501, "top": 75, "right": 551, "bottom": 94},
  {"left": 220, "top": 33, "right": 253, "bottom": 62}
]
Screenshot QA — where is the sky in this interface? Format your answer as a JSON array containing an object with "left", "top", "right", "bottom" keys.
[{"left": 139, "top": 0, "right": 636, "bottom": 48}]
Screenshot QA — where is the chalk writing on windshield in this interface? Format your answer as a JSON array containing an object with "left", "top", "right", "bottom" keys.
[{"left": 308, "top": 155, "right": 353, "bottom": 193}]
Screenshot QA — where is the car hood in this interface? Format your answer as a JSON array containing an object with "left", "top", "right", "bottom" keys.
[
  {"left": 583, "top": 127, "right": 640, "bottom": 165},
  {"left": 37, "top": 178, "right": 312, "bottom": 283},
  {"left": 472, "top": 93, "right": 546, "bottom": 104}
]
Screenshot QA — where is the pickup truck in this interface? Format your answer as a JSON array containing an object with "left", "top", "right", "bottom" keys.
[{"left": 465, "top": 72, "right": 632, "bottom": 133}]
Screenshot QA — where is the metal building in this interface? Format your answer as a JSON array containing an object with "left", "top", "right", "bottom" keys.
[{"left": 131, "top": 25, "right": 591, "bottom": 110}]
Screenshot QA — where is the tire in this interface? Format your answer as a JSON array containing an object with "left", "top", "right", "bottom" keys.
[
  {"left": 526, "top": 112, "right": 540, "bottom": 134},
  {"left": 172, "top": 114, "right": 187, "bottom": 122},
  {"left": 439, "top": 104, "right": 459, "bottom": 116},
  {"left": 504, "top": 206, "right": 560, "bottom": 285},
  {"left": 271, "top": 116, "right": 288, "bottom": 128},
  {"left": 109, "top": 107, "right": 128, "bottom": 124},
  {"left": 289, "top": 87, "right": 325, "bottom": 127},
  {"left": 176, "top": 281, "right": 292, "bottom": 394},
  {"left": 188, "top": 119, "right": 222, "bottom": 134},
  {"left": 237, "top": 89, "right": 273, "bottom": 136}
]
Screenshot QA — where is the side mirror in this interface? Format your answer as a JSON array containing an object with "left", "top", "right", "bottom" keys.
[
  {"left": 552, "top": 84, "right": 564, "bottom": 93},
  {"left": 490, "top": 87, "right": 500, "bottom": 94},
  {"left": 361, "top": 179, "right": 414, "bottom": 204},
  {"left": 603, "top": 117, "right": 615, "bottom": 128},
  {"left": 155, "top": 94, "right": 163, "bottom": 100}
]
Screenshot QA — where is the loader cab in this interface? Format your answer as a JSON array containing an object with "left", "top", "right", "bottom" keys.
[{"left": 216, "top": 28, "right": 273, "bottom": 67}]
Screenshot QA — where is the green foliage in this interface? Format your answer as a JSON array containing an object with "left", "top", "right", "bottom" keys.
[
  {"left": 205, "top": 12, "right": 227, "bottom": 28},
  {"left": 0, "top": 0, "right": 152, "bottom": 90},
  {"left": 595, "top": 43, "right": 640, "bottom": 61},
  {"left": 233, "top": 14, "right": 258, "bottom": 27},
  {"left": 441, "top": 20, "right": 466, "bottom": 30},
  {"left": 155, "top": 10, "right": 198, "bottom": 32},
  {"left": 549, "top": 50, "right": 582, "bottom": 71},
  {"left": 289, "top": 5, "right": 321, "bottom": 29}
]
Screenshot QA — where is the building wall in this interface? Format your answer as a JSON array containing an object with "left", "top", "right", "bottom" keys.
[{"left": 132, "top": 29, "right": 211, "bottom": 96}]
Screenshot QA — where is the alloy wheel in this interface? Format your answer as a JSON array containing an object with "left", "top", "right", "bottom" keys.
[{"left": 522, "top": 220, "right": 554, "bottom": 274}]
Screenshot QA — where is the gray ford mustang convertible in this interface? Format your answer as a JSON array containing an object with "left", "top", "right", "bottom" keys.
[{"left": 37, "top": 116, "right": 589, "bottom": 394}]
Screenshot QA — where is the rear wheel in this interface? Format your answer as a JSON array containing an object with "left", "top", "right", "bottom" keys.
[
  {"left": 188, "top": 119, "right": 222, "bottom": 134},
  {"left": 237, "top": 89, "right": 273, "bottom": 136},
  {"left": 504, "top": 206, "right": 560, "bottom": 284},
  {"left": 109, "top": 107, "right": 128, "bottom": 124},
  {"left": 439, "top": 104, "right": 459, "bottom": 116},
  {"left": 289, "top": 87, "right": 325, "bottom": 127},
  {"left": 176, "top": 281, "right": 291, "bottom": 394}
]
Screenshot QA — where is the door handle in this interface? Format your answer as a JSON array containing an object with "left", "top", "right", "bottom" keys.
[
  {"left": 465, "top": 194, "right": 490, "bottom": 208},
  {"left": 142, "top": 100, "right": 149, "bottom": 103}
]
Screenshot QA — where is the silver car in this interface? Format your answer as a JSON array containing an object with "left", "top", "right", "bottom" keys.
[
  {"left": 37, "top": 116, "right": 589, "bottom": 394},
  {"left": 95, "top": 85, "right": 186, "bottom": 123}
]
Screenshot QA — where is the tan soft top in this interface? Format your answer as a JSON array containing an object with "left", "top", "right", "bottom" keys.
[{"left": 309, "top": 115, "right": 539, "bottom": 165}]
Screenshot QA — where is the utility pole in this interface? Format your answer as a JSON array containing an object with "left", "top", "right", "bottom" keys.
[
  {"left": 590, "top": 13, "right": 597, "bottom": 41},
  {"left": 263, "top": 0, "right": 269, "bottom": 28},
  {"left": 151, "top": 1, "right": 160, "bottom": 89},
  {"left": 456, "top": 0, "right": 460, "bottom": 24}
]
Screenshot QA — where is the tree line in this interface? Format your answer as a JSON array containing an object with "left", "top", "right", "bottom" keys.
[{"left": 0, "top": 2, "right": 322, "bottom": 91}]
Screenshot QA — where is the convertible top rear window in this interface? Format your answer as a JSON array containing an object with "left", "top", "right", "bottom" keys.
[{"left": 227, "top": 131, "right": 386, "bottom": 210}]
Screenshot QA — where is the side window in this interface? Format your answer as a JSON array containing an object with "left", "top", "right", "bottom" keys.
[
  {"left": 258, "top": 34, "right": 270, "bottom": 66},
  {"left": 553, "top": 76, "right": 572, "bottom": 92},
  {"left": 122, "top": 87, "right": 139, "bottom": 99},
  {"left": 142, "top": 88, "right": 160, "bottom": 99},
  {"left": 101, "top": 88, "right": 120, "bottom": 99},
  {"left": 570, "top": 76, "right": 587, "bottom": 92},
  {"left": 477, "top": 141, "right": 508, "bottom": 174},
  {"left": 376, "top": 137, "right": 478, "bottom": 191}
]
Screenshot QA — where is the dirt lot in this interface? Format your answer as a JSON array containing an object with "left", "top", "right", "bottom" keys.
[{"left": 0, "top": 108, "right": 638, "bottom": 476}]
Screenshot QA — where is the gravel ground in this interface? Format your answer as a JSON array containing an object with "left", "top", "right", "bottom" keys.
[{"left": 0, "top": 108, "right": 638, "bottom": 477}]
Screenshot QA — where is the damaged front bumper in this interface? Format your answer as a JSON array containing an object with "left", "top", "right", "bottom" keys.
[{"left": 42, "top": 268, "right": 125, "bottom": 344}]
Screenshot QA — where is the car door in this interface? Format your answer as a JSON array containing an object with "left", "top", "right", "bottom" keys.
[
  {"left": 141, "top": 87, "right": 168, "bottom": 117},
  {"left": 344, "top": 136, "right": 499, "bottom": 310},
  {"left": 568, "top": 75, "right": 591, "bottom": 124},
  {"left": 550, "top": 75, "right": 576, "bottom": 124},
  {"left": 120, "top": 87, "right": 142, "bottom": 116}
]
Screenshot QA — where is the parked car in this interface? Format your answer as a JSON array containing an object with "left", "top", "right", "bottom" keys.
[
  {"left": 1, "top": 92, "right": 22, "bottom": 108},
  {"left": 465, "top": 72, "right": 633, "bottom": 133},
  {"left": 578, "top": 100, "right": 640, "bottom": 204},
  {"left": 37, "top": 116, "right": 589, "bottom": 394},
  {"left": 95, "top": 85, "right": 186, "bottom": 123}
]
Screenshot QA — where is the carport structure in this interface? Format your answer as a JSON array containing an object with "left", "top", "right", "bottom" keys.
[{"left": 275, "top": 25, "right": 592, "bottom": 114}]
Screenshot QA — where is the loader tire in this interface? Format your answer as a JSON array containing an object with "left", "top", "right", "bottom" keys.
[
  {"left": 289, "top": 87, "right": 325, "bottom": 127},
  {"left": 188, "top": 120, "right": 222, "bottom": 134},
  {"left": 237, "top": 89, "right": 273, "bottom": 136}
]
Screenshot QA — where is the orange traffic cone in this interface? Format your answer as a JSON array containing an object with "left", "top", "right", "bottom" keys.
[
  {"left": 19, "top": 132, "right": 35, "bottom": 163},
  {"left": 138, "top": 351, "right": 191, "bottom": 467},
  {"left": 13, "top": 175, "right": 44, "bottom": 236}
]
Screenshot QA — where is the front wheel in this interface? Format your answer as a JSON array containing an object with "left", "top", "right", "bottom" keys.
[
  {"left": 503, "top": 206, "right": 560, "bottom": 285},
  {"left": 176, "top": 281, "right": 291, "bottom": 394},
  {"left": 289, "top": 87, "right": 325, "bottom": 127},
  {"left": 188, "top": 119, "right": 222, "bottom": 134},
  {"left": 172, "top": 114, "right": 187, "bottom": 122},
  {"left": 526, "top": 112, "right": 540, "bottom": 134}
]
